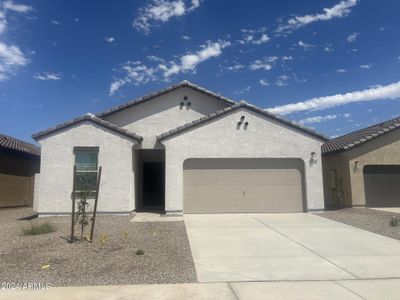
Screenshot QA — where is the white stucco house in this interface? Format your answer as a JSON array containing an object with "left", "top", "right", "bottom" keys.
[{"left": 32, "top": 81, "right": 327, "bottom": 215}]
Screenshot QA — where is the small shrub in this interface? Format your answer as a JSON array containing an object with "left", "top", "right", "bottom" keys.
[
  {"left": 135, "top": 249, "right": 144, "bottom": 256},
  {"left": 23, "top": 222, "right": 56, "bottom": 236},
  {"left": 389, "top": 216, "right": 400, "bottom": 227}
]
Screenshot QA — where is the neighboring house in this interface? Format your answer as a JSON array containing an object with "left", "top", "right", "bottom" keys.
[
  {"left": 0, "top": 134, "right": 40, "bottom": 208},
  {"left": 322, "top": 116, "right": 400, "bottom": 208},
  {"left": 32, "top": 81, "right": 327, "bottom": 215}
]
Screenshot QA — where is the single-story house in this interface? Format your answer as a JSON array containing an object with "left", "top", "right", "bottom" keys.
[
  {"left": 0, "top": 133, "right": 40, "bottom": 208},
  {"left": 32, "top": 81, "right": 327, "bottom": 215},
  {"left": 322, "top": 116, "right": 400, "bottom": 208}
]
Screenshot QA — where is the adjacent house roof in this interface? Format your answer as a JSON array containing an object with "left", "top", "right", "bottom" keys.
[
  {"left": 95, "top": 80, "right": 236, "bottom": 118},
  {"left": 0, "top": 134, "right": 41, "bottom": 156},
  {"left": 157, "top": 101, "right": 328, "bottom": 142},
  {"left": 322, "top": 116, "right": 400, "bottom": 155},
  {"left": 32, "top": 113, "right": 143, "bottom": 142}
]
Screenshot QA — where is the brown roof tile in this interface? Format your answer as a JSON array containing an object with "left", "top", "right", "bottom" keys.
[
  {"left": 32, "top": 113, "right": 143, "bottom": 142},
  {"left": 156, "top": 101, "right": 328, "bottom": 142},
  {"left": 95, "top": 80, "right": 236, "bottom": 118},
  {"left": 0, "top": 134, "right": 41, "bottom": 156},
  {"left": 322, "top": 116, "right": 400, "bottom": 155}
]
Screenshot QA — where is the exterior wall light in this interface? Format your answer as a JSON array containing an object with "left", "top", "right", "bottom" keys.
[
  {"left": 240, "top": 116, "right": 245, "bottom": 122},
  {"left": 187, "top": 102, "right": 191, "bottom": 107},
  {"left": 179, "top": 102, "right": 184, "bottom": 109},
  {"left": 244, "top": 121, "right": 249, "bottom": 129},
  {"left": 184, "top": 96, "right": 188, "bottom": 100},
  {"left": 310, "top": 151, "right": 318, "bottom": 165},
  {"left": 354, "top": 161, "right": 360, "bottom": 172},
  {"left": 236, "top": 122, "right": 241, "bottom": 129}
]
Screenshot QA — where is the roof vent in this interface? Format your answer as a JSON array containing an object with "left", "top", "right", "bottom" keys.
[{"left": 239, "top": 100, "right": 248, "bottom": 105}]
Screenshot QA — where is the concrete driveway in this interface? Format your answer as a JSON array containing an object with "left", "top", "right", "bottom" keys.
[{"left": 184, "top": 213, "right": 400, "bottom": 282}]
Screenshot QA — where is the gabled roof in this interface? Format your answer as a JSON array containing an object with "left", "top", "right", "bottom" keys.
[
  {"left": 95, "top": 80, "right": 236, "bottom": 118},
  {"left": 32, "top": 113, "right": 143, "bottom": 142},
  {"left": 157, "top": 101, "right": 328, "bottom": 142},
  {"left": 0, "top": 134, "right": 41, "bottom": 156},
  {"left": 322, "top": 116, "right": 400, "bottom": 155}
]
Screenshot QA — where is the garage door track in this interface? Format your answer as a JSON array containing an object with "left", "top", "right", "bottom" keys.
[{"left": 185, "top": 213, "right": 400, "bottom": 282}]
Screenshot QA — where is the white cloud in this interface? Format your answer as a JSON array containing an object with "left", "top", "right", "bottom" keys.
[
  {"left": 259, "top": 78, "right": 269, "bottom": 86},
  {"left": 3, "top": 1, "right": 32, "bottom": 13},
  {"left": 0, "top": 42, "right": 29, "bottom": 80},
  {"left": 109, "top": 39, "right": 229, "bottom": 95},
  {"left": 324, "top": 46, "right": 333, "bottom": 52},
  {"left": 343, "top": 113, "right": 352, "bottom": 118},
  {"left": 105, "top": 36, "right": 115, "bottom": 43},
  {"left": 224, "top": 63, "right": 245, "bottom": 72},
  {"left": 268, "top": 81, "right": 400, "bottom": 115},
  {"left": 181, "top": 35, "right": 190, "bottom": 40},
  {"left": 276, "top": 75, "right": 290, "bottom": 87},
  {"left": 336, "top": 68, "right": 347, "bottom": 73},
  {"left": 0, "top": 2, "right": 32, "bottom": 80},
  {"left": 282, "top": 56, "right": 293, "bottom": 61},
  {"left": 133, "top": 0, "right": 202, "bottom": 34},
  {"left": 297, "top": 40, "right": 314, "bottom": 50},
  {"left": 299, "top": 114, "right": 337, "bottom": 125},
  {"left": 74, "top": 18, "right": 79, "bottom": 22},
  {"left": 0, "top": 1, "right": 32, "bottom": 34},
  {"left": 249, "top": 56, "right": 278, "bottom": 71},
  {"left": 347, "top": 32, "right": 359, "bottom": 42},
  {"left": 51, "top": 20, "right": 61, "bottom": 25},
  {"left": 235, "top": 86, "right": 251, "bottom": 95},
  {"left": 34, "top": 72, "right": 62, "bottom": 80},
  {"left": 276, "top": 0, "right": 358, "bottom": 33},
  {"left": 359, "top": 64, "right": 371, "bottom": 69},
  {"left": 239, "top": 28, "right": 270, "bottom": 45}
]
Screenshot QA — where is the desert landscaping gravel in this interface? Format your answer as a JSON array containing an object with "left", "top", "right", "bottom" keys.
[
  {"left": 318, "top": 208, "right": 400, "bottom": 241},
  {"left": 0, "top": 208, "right": 197, "bottom": 287}
]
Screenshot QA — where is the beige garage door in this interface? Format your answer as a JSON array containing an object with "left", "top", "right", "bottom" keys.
[
  {"left": 364, "top": 165, "right": 400, "bottom": 207},
  {"left": 183, "top": 158, "right": 305, "bottom": 213}
]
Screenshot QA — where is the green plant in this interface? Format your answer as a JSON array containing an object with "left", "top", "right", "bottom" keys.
[
  {"left": 389, "top": 216, "right": 400, "bottom": 227},
  {"left": 135, "top": 249, "right": 144, "bottom": 256},
  {"left": 23, "top": 222, "right": 56, "bottom": 236}
]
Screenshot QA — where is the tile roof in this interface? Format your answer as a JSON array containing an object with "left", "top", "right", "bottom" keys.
[
  {"left": 322, "top": 116, "right": 400, "bottom": 155},
  {"left": 0, "top": 134, "right": 41, "bottom": 156},
  {"left": 32, "top": 113, "right": 143, "bottom": 142},
  {"left": 95, "top": 80, "right": 236, "bottom": 118},
  {"left": 157, "top": 101, "right": 328, "bottom": 142}
]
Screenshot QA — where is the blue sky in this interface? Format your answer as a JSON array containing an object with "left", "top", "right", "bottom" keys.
[{"left": 1, "top": 0, "right": 400, "bottom": 143}]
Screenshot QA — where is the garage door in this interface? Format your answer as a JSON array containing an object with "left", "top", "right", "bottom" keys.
[
  {"left": 183, "top": 158, "right": 305, "bottom": 213},
  {"left": 364, "top": 165, "right": 400, "bottom": 207}
]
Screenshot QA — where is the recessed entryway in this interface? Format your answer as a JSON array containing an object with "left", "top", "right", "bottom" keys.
[{"left": 134, "top": 149, "right": 165, "bottom": 211}]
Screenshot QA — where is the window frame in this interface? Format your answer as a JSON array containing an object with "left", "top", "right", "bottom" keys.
[{"left": 73, "top": 147, "right": 99, "bottom": 192}]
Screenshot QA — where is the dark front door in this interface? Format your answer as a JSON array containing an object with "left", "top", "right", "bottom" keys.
[{"left": 142, "top": 162, "right": 165, "bottom": 208}]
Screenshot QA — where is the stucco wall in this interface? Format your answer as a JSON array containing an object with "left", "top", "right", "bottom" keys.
[
  {"left": 37, "top": 121, "right": 137, "bottom": 214},
  {"left": 103, "top": 88, "right": 229, "bottom": 148},
  {"left": 345, "top": 129, "right": 400, "bottom": 206},
  {"left": 162, "top": 108, "right": 325, "bottom": 212}
]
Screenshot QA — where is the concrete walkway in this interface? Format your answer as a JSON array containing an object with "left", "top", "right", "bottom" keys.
[
  {"left": 185, "top": 213, "right": 400, "bottom": 282},
  {"left": 1, "top": 279, "right": 400, "bottom": 299}
]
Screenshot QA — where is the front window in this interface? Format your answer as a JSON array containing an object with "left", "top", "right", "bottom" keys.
[{"left": 74, "top": 147, "right": 99, "bottom": 191}]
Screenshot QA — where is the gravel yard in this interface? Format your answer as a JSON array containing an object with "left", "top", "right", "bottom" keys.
[
  {"left": 318, "top": 208, "right": 400, "bottom": 241},
  {"left": 0, "top": 208, "right": 196, "bottom": 287}
]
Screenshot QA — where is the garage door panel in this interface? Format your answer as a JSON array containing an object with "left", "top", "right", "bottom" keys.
[
  {"left": 364, "top": 165, "right": 400, "bottom": 207},
  {"left": 183, "top": 158, "right": 304, "bottom": 213}
]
